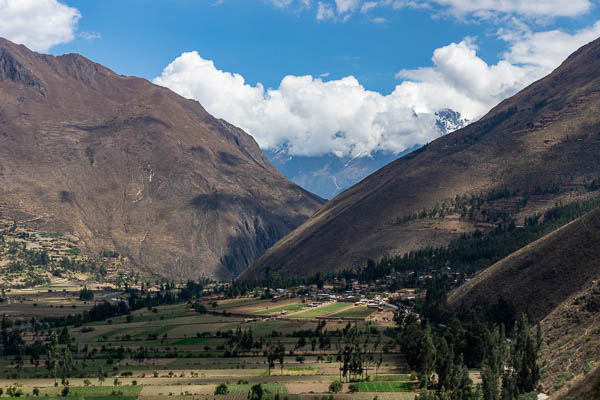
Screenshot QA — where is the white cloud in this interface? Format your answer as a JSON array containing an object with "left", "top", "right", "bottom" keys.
[
  {"left": 272, "top": 0, "right": 594, "bottom": 23},
  {"left": 316, "top": 1, "right": 335, "bottom": 19},
  {"left": 154, "top": 52, "right": 440, "bottom": 157},
  {"left": 153, "top": 22, "right": 600, "bottom": 158},
  {"left": 360, "top": 1, "right": 378, "bottom": 13},
  {"left": 79, "top": 31, "right": 101, "bottom": 41},
  {"left": 419, "top": 0, "right": 593, "bottom": 19},
  {"left": 501, "top": 21, "right": 600, "bottom": 70},
  {"left": 0, "top": 0, "right": 81, "bottom": 52},
  {"left": 335, "top": 0, "right": 360, "bottom": 13},
  {"left": 266, "top": 0, "right": 294, "bottom": 8}
]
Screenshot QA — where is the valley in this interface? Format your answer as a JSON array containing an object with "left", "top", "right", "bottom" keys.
[{"left": 0, "top": 9, "right": 599, "bottom": 400}]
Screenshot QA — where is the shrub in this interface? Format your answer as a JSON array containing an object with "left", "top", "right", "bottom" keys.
[
  {"left": 554, "top": 372, "right": 574, "bottom": 390},
  {"left": 214, "top": 383, "right": 229, "bottom": 395},
  {"left": 349, "top": 383, "right": 359, "bottom": 393},
  {"left": 7, "top": 385, "right": 24, "bottom": 397},
  {"left": 32, "top": 388, "right": 40, "bottom": 397},
  {"left": 61, "top": 386, "right": 69, "bottom": 397},
  {"left": 193, "top": 303, "right": 207, "bottom": 313},
  {"left": 249, "top": 384, "right": 263, "bottom": 400},
  {"left": 329, "top": 380, "right": 343, "bottom": 393},
  {"left": 584, "top": 360, "right": 596, "bottom": 375}
]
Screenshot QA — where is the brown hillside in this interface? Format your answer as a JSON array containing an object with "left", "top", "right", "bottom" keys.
[
  {"left": 241, "top": 36, "right": 600, "bottom": 280},
  {"left": 447, "top": 207, "right": 600, "bottom": 397},
  {"left": 0, "top": 38, "right": 324, "bottom": 279},
  {"left": 558, "top": 364, "right": 600, "bottom": 400},
  {"left": 447, "top": 207, "right": 600, "bottom": 322}
]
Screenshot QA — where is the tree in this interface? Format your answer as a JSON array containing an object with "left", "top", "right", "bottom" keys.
[
  {"left": 276, "top": 342, "right": 285, "bottom": 375},
  {"left": 98, "top": 367, "right": 105, "bottom": 386},
  {"left": 46, "top": 332, "right": 59, "bottom": 384},
  {"left": 329, "top": 380, "right": 342, "bottom": 393},
  {"left": 264, "top": 342, "right": 277, "bottom": 377},
  {"left": 59, "top": 347, "right": 73, "bottom": 384},
  {"left": 214, "top": 383, "right": 228, "bottom": 395},
  {"left": 79, "top": 286, "right": 94, "bottom": 301},
  {"left": 481, "top": 325, "right": 506, "bottom": 400},
  {"left": 501, "top": 314, "right": 540, "bottom": 400},
  {"left": 58, "top": 327, "right": 70, "bottom": 345},
  {"left": 249, "top": 383, "right": 263, "bottom": 400},
  {"left": 417, "top": 324, "right": 436, "bottom": 377}
]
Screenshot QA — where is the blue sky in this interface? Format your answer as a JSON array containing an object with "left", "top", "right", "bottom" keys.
[
  {"left": 51, "top": 0, "right": 498, "bottom": 93},
  {"left": 1, "top": 0, "right": 600, "bottom": 157}
]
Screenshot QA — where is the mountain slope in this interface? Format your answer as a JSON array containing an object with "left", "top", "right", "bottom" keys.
[
  {"left": 0, "top": 38, "right": 324, "bottom": 279},
  {"left": 447, "top": 206, "right": 600, "bottom": 322},
  {"left": 240, "top": 36, "right": 600, "bottom": 280},
  {"left": 448, "top": 207, "right": 600, "bottom": 397}
]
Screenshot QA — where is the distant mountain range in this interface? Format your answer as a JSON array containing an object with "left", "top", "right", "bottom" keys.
[{"left": 264, "top": 109, "right": 468, "bottom": 199}]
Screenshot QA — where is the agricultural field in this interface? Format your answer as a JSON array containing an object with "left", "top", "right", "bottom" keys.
[
  {"left": 328, "top": 306, "right": 377, "bottom": 319},
  {"left": 253, "top": 303, "right": 305, "bottom": 315},
  {"left": 0, "top": 293, "right": 417, "bottom": 400},
  {"left": 284, "top": 302, "right": 353, "bottom": 319}
]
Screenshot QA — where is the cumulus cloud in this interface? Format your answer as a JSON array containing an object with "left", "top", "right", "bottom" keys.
[
  {"left": 415, "top": 0, "right": 593, "bottom": 19},
  {"left": 335, "top": 0, "right": 360, "bottom": 13},
  {"left": 0, "top": 0, "right": 81, "bottom": 52},
  {"left": 153, "top": 22, "right": 600, "bottom": 158},
  {"left": 316, "top": 1, "right": 336, "bottom": 19},
  {"left": 271, "top": 0, "right": 594, "bottom": 22}
]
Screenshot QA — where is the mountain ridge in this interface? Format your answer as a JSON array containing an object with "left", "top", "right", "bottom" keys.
[
  {"left": 240, "top": 36, "right": 600, "bottom": 281},
  {"left": 0, "top": 37, "right": 324, "bottom": 279}
]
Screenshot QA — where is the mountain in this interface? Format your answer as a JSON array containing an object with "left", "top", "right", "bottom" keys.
[
  {"left": 0, "top": 38, "right": 324, "bottom": 279},
  {"left": 264, "top": 109, "right": 467, "bottom": 199},
  {"left": 240, "top": 36, "right": 600, "bottom": 281},
  {"left": 448, "top": 207, "right": 600, "bottom": 396},
  {"left": 263, "top": 150, "right": 406, "bottom": 200}
]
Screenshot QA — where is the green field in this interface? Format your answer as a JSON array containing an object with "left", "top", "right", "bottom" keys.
[
  {"left": 374, "top": 374, "right": 412, "bottom": 381},
  {"left": 253, "top": 303, "right": 305, "bottom": 315},
  {"left": 67, "top": 386, "right": 143, "bottom": 397},
  {"left": 211, "top": 297, "right": 266, "bottom": 310},
  {"left": 328, "top": 306, "right": 376, "bottom": 319},
  {"left": 174, "top": 337, "right": 208, "bottom": 345},
  {"left": 286, "top": 302, "right": 353, "bottom": 319},
  {"left": 358, "top": 381, "right": 412, "bottom": 392},
  {"left": 226, "top": 383, "right": 287, "bottom": 395}
]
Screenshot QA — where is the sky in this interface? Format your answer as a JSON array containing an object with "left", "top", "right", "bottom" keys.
[{"left": 1, "top": 0, "right": 599, "bottom": 157}]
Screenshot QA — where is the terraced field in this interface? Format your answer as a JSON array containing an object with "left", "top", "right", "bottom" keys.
[
  {"left": 253, "top": 303, "right": 305, "bottom": 315},
  {"left": 328, "top": 306, "right": 377, "bottom": 319},
  {"left": 285, "top": 302, "right": 353, "bottom": 319},
  {"left": 358, "top": 381, "right": 412, "bottom": 392}
]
